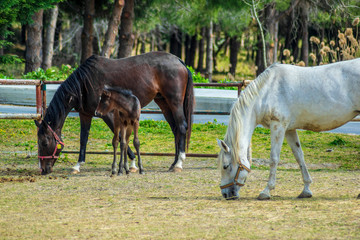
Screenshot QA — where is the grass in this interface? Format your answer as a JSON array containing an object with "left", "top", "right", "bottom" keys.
[{"left": 0, "top": 118, "right": 360, "bottom": 239}]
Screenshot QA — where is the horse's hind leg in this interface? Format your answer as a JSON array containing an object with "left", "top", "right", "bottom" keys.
[
  {"left": 154, "top": 98, "right": 181, "bottom": 172},
  {"left": 285, "top": 130, "right": 313, "bottom": 198}
]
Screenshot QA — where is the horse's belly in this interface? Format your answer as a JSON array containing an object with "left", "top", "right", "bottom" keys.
[{"left": 291, "top": 113, "right": 357, "bottom": 132}]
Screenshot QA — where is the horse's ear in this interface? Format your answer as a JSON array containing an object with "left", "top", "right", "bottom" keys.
[
  {"left": 217, "top": 139, "right": 230, "bottom": 153},
  {"left": 103, "top": 89, "right": 111, "bottom": 97},
  {"left": 34, "top": 120, "right": 41, "bottom": 128}
]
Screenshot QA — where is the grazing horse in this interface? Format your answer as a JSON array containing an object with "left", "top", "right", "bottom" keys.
[
  {"left": 35, "top": 52, "right": 194, "bottom": 175},
  {"left": 217, "top": 59, "right": 360, "bottom": 200},
  {"left": 95, "top": 86, "right": 143, "bottom": 175}
]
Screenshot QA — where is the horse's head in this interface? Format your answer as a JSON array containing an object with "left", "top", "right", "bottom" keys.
[
  {"left": 217, "top": 139, "right": 250, "bottom": 200},
  {"left": 35, "top": 120, "right": 64, "bottom": 175},
  {"left": 95, "top": 89, "right": 113, "bottom": 117}
]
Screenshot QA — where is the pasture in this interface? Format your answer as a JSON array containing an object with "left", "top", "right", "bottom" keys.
[{"left": 0, "top": 118, "right": 359, "bottom": 239}]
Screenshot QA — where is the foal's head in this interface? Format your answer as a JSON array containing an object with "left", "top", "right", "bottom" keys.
[{"left": 95, "top": 89, "right": 114, "bottom": 117}]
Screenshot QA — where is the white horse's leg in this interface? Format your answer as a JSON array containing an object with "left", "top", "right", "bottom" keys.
[
  {"left": 258, "top": 123, "right": 285, "bottom": 200},
  {"left": 285, "top": 130, "right": 313, "bottom": 198},
  {"left": 129, "top": 159, "right": 138, "bottom": 172}
]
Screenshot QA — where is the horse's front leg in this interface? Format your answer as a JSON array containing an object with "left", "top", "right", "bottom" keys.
[
  {"left": 258, "top": 122, "right": 285, "bottom": 200},
  {"left": 112, "top": 134, "right": 119, "bottom": 175},
  {"left": 133, "top": 122, "right": 144, "bottom": 174},
  {"left": 285, "top": 130, "right": 313, "bottom": 198},
  {"left": 72, "top": 113, "right": 92, "bottom": 173},
  {"left": 118, "top": 129, "right": 128, "bottom": 176}
]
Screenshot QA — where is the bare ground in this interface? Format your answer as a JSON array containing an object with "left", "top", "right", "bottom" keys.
[{"left": 0, "top": 156, "right": 359, "bottom": 240}]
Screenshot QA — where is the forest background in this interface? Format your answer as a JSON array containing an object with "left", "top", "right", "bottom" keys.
[{"left": 1, "top": 0, "right": 360, "bottom": 82}]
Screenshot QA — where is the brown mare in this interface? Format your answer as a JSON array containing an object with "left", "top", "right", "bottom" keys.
[
  {"left": 35, "top": 52, "right": 194, "bottom": 175},
  {"left": 95, "top": 86, "right": 143, "bottom": 175}
]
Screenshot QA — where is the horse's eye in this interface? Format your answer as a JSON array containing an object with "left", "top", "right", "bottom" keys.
[
  {"left": 223, "top": 164, "right": 230, "bottom": 170},
  {"left": 42, "top": 142, "right": 48, "bottom": 147}
]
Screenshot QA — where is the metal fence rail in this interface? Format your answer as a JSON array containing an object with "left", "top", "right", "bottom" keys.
[{"left": 0, "top": 79, "right": 42, "bottom": 120}]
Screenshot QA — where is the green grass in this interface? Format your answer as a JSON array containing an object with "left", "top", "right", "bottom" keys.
[{"left": 1, "top": 118, "right": 360, "bottom": 170}]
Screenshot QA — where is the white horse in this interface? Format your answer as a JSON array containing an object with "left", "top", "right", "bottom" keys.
[{"left": 217, "top": 58, "right": 360, "bottom": 200}]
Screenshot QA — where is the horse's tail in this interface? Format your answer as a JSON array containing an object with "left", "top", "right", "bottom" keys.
[{"left": 179, "top": 60, "right": 195, "bottom": 151}]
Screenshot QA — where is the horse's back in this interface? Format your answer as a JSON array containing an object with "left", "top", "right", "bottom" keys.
[
  {"left": 259, "top": 59, "right": 360, "bottom": 131},
  {"left": 99, "top": 52, "right": 187, "bottom": 105}
]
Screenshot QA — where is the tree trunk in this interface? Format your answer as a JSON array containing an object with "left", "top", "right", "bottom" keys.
[
  {"left": 169, "top": 26, "right": 182, "bottom": 58},
  {"left": 197, "top": 27, "right": 206, "bottom": 72},
  {"left": 42, "top": 5, "right": 58, "bottom": 70},
  {"left": 118, "top": 0, "right": 134, "bottom": 58},
  {"left": 264, "top": 3, "right": 278, "bottom": 65},
  {"left": 229, "top": 36, "right": 240, "bottom": 76},
  {"left": 205, "top": 21, "right": 213, "bottom": 82},
  {"left": 25, "top": 10, "right": 43, "bottom": 74},
  {"left": 81, "top": 0, "right": 95, "bottom": 64},
  {"left": 256, "top": 33, "right": 265, "bottom": 76},
  {"left": 188, "top": 34, "right": 197, "bottom": 68},
  {"left": 300, "top": 1, "right": 309, "bottom": 66},
  {"left": 101, "top": 0, "right": 124, "bottom": 58}
]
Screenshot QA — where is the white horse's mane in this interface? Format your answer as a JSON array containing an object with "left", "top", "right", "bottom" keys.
[{"left": 223, "top": 65, "right": 273, "bottom": 164}]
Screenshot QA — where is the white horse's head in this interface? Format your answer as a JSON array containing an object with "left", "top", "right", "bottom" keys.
[{"left": 217, "top": 139, "right": 250, "bottom": 200}]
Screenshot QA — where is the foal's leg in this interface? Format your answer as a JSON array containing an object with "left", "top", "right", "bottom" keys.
[
  {"left": 258, "top": 122, "right": 286, "bottom": 200},
  {"left": 112, "top": 130, "right": 120, "bottom": 175},
  {"left": 102, "top": 114, "right": 136, "bottom": 166},
  {"left": 133, "top": 121, "right": 144, "bottom": 174},
  {"left": 118, "top": 127, "right": 129, "bottom": 175},
  {"left": 285, "top": 130, "right": 313, "bottom": 198}
]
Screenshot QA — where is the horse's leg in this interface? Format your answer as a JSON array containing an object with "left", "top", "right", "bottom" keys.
[
  {"left": 285, "top": 130, "right": 313, "bottom": 198},
  {"left": 258, "top": 122, "right": 285, "bottom": 200},
  {"left": 72, "top": 113, "right": 92, "bottom": 173},
  {"left": 112, "top": 131, "right": 119, "bottom": 175},
  {"left": 133, "top": 121, "right": 144, "bottom": 174},
  {"left": 154, "top": 98, "right": 180, "bottom": 171},
  {"left": 102, "top": 114, "right": 137, "bottom": 171},
  {"left": 118, "top": 127, "right": 127, "bottom": 176},
  {"left": 170, "top": 107, "right": 188, "bottom": 172}
]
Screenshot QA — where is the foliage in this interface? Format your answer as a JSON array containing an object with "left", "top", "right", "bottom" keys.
[
  {"left": 0, "top": 0, "right": 60, "bottom": 50},
  {"left": 22, "top": 65, "right": 75, "bottom": 81}
]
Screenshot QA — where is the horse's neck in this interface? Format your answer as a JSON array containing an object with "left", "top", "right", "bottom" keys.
[{"left": 44, "top": 101, "right": 74, "bottom": 133}]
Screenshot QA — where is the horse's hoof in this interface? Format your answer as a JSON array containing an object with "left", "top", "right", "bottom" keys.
[
  {"left": 173, "top": 167, "right": 182, "bottom": 173},
  {"left": 129, "top": 167, "right": 138, "bottom": 173},
  {"left": 71, "top": 169, "right": 80, "bottom": 174},
  {"left": 298, "top": 191, "right": 313, "bottom": 198},
  {"left": 257, "top": 193, "right": 271, "bottom": 200},
  {"left": 357, "top": 193, "right": 360, "bottom": 199},
  {"left": 139, "top": 171, "right": 145, "bottom": 175},
  {"left": 117, "top": 172, "right": 123, "bottom": 176}
]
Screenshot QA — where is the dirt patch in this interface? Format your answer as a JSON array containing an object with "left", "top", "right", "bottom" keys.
[{"left": 0, "top": 176, "right": 36, "bottom": 183}]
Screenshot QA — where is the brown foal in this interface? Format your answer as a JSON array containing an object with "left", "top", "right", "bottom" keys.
[{"left": 95, "top": 86, "right": 143, "bottom": 175}]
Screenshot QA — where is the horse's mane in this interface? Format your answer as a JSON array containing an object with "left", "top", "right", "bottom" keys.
[
  {"left": 44, "top": 55, "right": 99, "bottom": 126},
  {"left": 104, "top": 85, "right": 134, "bottom": 98},
  {"left": 222, "top": 65, "right": 274, "bottom": 165}
]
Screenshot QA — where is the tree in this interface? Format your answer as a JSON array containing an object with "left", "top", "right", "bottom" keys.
[
  {"left": 118, "top": 0, "right": 135, "bottom": 58},
  {"left": 42, "top": 4, "right": 59, "bottom": 70},
  {"left": 101, "top": 0, "right": 125, "bottom": 58},
  {"left": 25, "top": 9, "right": 44, "bottom": 73},
  {"left": 81, "top": 0, "right": 95, "bottom": 63}
]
